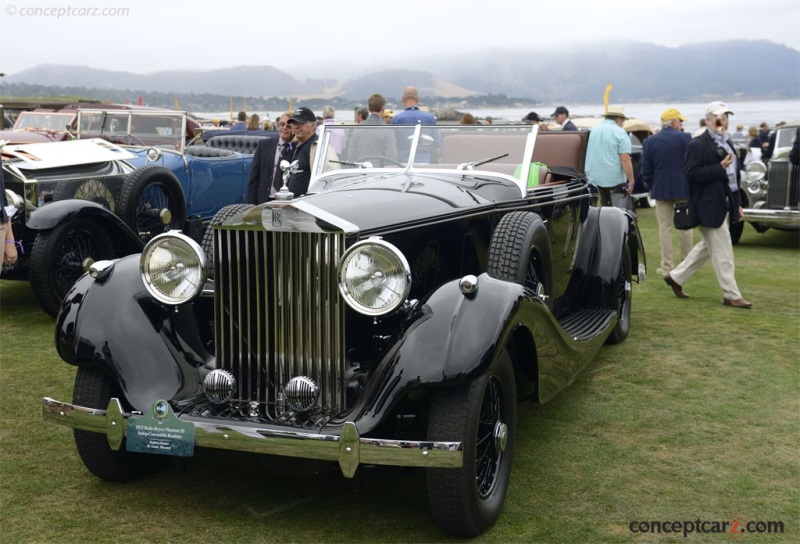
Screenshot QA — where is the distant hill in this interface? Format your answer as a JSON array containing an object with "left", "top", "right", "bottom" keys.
[
  {"left": 421, "top": 40, "right": 800, "bottom": 102},
  {"left": 5, "top": 40, "right": 798, "bottom": 104}
]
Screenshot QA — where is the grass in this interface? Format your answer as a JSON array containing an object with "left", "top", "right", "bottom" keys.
[{"left": 1, "top": 207, "right": 798, "bottom": 543}]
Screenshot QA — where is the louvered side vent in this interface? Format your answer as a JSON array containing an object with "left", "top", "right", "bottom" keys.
[{"left": 213, "top": 227, "right": 347, "bottom": 420}]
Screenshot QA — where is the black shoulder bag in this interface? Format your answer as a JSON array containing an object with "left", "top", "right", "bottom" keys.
[{"left": 673, "top": 202, "right": 698, "bottom": 230}]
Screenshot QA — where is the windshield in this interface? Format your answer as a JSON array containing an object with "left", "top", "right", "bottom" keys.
[
  {"left": 76, "top": 110, "right": 187, "bottom": 151},
  {"left": 310, "top": 124, "right": 538, "bottom": 193},
  {"left": 775, "top": 127, "right": 796, "bottom": 150},
  {"left": 13, "top": 112, "right": 74, "bottom": 131}
]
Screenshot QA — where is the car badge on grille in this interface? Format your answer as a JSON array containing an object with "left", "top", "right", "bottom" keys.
[{"left": 272, "top": 209, "right": 283, "bottom": 227}]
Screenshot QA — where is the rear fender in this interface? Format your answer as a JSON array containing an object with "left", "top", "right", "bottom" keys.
[
  {"left": 565, "top": 206, "right": 634, "bottom": 309},
  {"left": 56, "top": 254, "right": 212, "bottom": 411},
  {"left": 27, "top": 200, "right": 144, "bottom": 255},
  {"left": 353, "top": 274, "right": 536, "bottom": 434}
]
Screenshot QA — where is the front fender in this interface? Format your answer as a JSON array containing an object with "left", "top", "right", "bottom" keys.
[
  {"left": 56, "top": 254, "right": 213, "bottom": 411},
  {"left": 27, "top": 200, "right": 144, "bottom": 254},
  {"left": 353, "top": 274, "right": 531, "bottom": 435}
]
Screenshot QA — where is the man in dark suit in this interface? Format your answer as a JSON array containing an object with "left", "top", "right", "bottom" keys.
[
  {"left": 246, "top": 112, "right": 293, "bottom": 204},
  {"left": 664, "top": 101, "right": 752, "bottom": 308},
  {"left": 642, "top": 108, "right": 693, "bottom": 276},
  {"left": 552, "top": 106, "right": 577, "bottom": 131},
  {"left": 285, "top": 107, "right": 319, "bottom": 197}
]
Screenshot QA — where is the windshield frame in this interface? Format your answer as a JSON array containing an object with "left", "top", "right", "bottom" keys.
[
  {"left": 12, "top": 111, "right": 76, "bottom": 132},
  {"left": 76, "top": 109, "right": 188, "bottom": 154},
  {"left": 311, "top": 123, "right": 539, "bottom": 197}
]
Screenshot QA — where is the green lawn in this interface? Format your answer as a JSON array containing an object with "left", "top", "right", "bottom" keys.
[{"left": 1, "top": 208, "right": 798, "bottom": 543}]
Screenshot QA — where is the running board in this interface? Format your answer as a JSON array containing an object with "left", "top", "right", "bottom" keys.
[{"left": 558, "top": 308, "right": 616, "bottom": 341}]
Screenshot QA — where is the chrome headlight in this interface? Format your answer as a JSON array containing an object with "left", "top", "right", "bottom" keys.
[
  {"left": 338, "top": 238, "right": 411, "bottom": 316},
  {"left": 744, "top": 160, "right": 767, "bottom": 183},
  {"left": 140, "top": 232, "right": 206, "bottom": 305}
]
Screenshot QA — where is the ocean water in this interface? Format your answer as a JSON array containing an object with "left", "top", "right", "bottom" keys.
[
  {"left": 202, "top": 99, "right": 799, "bottom": 131},
  {"left": 464, "top": 99, "right": 800, "bottom": 131}
]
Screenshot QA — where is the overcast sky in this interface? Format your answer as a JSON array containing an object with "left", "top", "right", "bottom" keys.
[{"left": 2, "top": 0, "right": 799, "bottom": 76}]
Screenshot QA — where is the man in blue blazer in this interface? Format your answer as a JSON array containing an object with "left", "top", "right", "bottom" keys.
[
  {"left": 642, "top": 108, "right": 693, "bottom": 275},
  {"left": 664, "top": 101, "right": 752, "bottom": 308},
  {"left": 552, "top": 106, "right": 577, "bottom": 131},
  {"left": 246, "top": 113, "right": 293, "bottom": 204}
]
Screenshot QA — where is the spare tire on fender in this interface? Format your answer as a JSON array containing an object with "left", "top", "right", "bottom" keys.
[{"left": 118, "top": 165, "right": 186, "bottom": 243}]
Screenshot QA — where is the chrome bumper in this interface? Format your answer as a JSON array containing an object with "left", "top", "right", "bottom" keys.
[
  {"left": 42, "top": 397, "right": 463, "bottom": 477},
  {"left": 742, "top": 208, "right": 800, "bottom": 227}
]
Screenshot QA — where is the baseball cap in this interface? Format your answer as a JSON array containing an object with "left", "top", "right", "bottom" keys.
[
  {"left": 660, "top": 108, "right": 687, "bottom": 123},
  {"left": 705, "top": 101, "right": 734, "bottom": 116},
  {"left": 551, "top": 106, "right": 569, "bottom": 117},
  {"left": 287, "top": 107, "right": 316, "bottom": 124}
]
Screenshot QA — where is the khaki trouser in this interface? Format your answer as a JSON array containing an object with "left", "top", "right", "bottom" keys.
[
  {"left": 669, "top": 213, "right": 742, "bottom": 300},
  {"left": 655, "top": 199, "right": 693, "bottom": 274}
]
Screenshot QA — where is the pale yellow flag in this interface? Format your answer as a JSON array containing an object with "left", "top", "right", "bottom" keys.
[{"left": 603, "top": 84, "right": 613, "bottom": 114}]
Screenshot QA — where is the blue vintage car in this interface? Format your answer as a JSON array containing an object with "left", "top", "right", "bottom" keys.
[{"left": 1, "top": 109, "right": 264, "bottom": 316}]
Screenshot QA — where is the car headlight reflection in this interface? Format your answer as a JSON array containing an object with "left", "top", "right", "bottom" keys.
[
  {"left": 140, "top": 232, "right": 206, "bottom": 305},
  {"left": 338, "top": 239, "right": 411, "bottom": 316}
]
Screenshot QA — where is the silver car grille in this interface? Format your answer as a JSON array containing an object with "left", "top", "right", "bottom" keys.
[
  {"left": 767, "top": 162, "right": 799, "bottom": 209},
  {"left": 213, "top": 227, "right": 347, "bottom": 420}
]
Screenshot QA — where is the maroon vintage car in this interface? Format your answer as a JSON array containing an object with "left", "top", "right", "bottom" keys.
[{"left": 0, "top": 103, "right": 200, "bottom": 144}]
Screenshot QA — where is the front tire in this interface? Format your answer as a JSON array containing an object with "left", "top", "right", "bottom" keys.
[
  {"left": 426, "top": 350, "right": 517, "bottom": 536},
  {"left": 118, "top": 165, "right": 186, "bottom": 243},
  {"left": 73, "top": 366, "right": 172, "bottom": 482},
  {"left": 29, "top": 220, "right": 114, "bottom": 317}
]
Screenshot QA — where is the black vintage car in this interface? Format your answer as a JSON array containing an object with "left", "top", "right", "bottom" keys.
[{"left": 43, "top": 124, "right": 645, "bottom": 536}]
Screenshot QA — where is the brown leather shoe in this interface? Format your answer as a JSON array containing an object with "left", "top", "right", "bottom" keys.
[
  {"left": 723, "top": 298, "right": 753, "bottom": 309},
  {"left": 664, "top": 274, "right": 689, "bottom": 299}
]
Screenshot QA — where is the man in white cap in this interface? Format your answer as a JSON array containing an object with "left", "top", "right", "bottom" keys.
[
  {"left": 663, "top": 101, "right": 752, "bottom": 308},
  {"left": 584, "top": 105, "right": 635, "bottom": 207},
  {"left": 642, "top": 108, "right": 693, "bottom": 276}
]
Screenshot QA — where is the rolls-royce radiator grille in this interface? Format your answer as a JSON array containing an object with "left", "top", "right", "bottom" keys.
[
  {"left": 213, "top": 227, "right": 347, "bottom": 420},
  {"left": 767, "top": 162, "right": 799, "bottom": 209}
]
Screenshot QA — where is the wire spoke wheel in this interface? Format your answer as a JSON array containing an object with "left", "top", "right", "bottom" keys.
[
  {"left": 72, "top": 179, "right": 116, "bottom": 210},
  {"left": 30, "top": 219, "right": 113, "bottom": 317},
  {"left": 135, "top": 183, "right": 180, "bottom": 236},
  {"left": 476, "top": 377, "right": 503, "bottom": 498},
  {"left": 427, "top": 350, "right": 516, "bottom": 536},
  {"left": 118, "top": 166, "right": 186, "bottom": 243}
]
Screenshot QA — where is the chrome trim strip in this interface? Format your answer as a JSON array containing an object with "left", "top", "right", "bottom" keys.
[
  {"left": 291, "top": 201, "right": 360, "bottom": 234},
  {"left": 742, "top": 208, "right": 800, "bottom": 227},
  {"left": 42, "top": 397, "right": 463, "bottom": 474}
]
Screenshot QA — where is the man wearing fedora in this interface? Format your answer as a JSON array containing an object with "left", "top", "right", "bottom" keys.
[
  {"left": 642, "top": 108, "right": 693, "bottom": 276},
  {"left": 585, "top": 105, "right": 635, "bottom": 207},
  {"left": 663, "top": 101, "right": 752, "bottom": 308}
]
